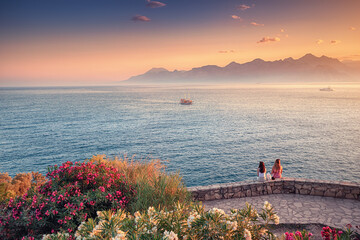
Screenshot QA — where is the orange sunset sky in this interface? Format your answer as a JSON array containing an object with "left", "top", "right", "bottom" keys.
[{"left": 0, "top": 0, "right": 359, "bottom": 86}]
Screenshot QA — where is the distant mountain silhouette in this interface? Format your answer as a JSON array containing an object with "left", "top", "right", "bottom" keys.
[{"left": 123, "top": 54, "right": 358, "bottom": 84}]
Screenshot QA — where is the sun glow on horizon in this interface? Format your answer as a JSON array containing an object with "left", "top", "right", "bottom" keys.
[{"left": 0, "top": 0, "right": 360, "bottom": 86}]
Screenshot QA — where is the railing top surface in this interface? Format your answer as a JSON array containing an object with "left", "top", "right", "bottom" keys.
[{"left": 187, "top": 178, "right": 360, "bottom": 191}]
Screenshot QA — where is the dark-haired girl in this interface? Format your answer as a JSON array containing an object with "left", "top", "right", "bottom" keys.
[{"left": 257, "top": 161, "right": 266, "bottom": 181}]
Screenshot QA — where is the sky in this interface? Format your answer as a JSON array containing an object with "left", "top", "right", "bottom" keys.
[{"left": 0, "top": 0, "right": 359, "bottom": 86}]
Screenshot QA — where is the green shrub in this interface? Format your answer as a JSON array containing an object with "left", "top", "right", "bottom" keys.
[
  {"left": 89, "top": 155, "right": 191, "bottom": 213},
  {"left": 53, "top": 200, "right": 280, "bottom": 240}
]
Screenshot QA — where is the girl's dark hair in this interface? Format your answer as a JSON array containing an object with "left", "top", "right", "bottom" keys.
[{"left": 258, "top": 161, "right": 265, "bottom": 173}]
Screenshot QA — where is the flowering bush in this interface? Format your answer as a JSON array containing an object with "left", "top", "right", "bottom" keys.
[
  {"left": 284, "top": 230, "right": 313, "bottom": 240},
  {"left": 89, "top": 155, "right": 191, "bottom": 213},
  {"left": 322, "top": 226, "right": 343, "bottom": 240},
  {"left": 0, "top": 161, "right": 135, "bottom": 240},
  {"left": 51, "top": 200, "right": 280, "bottom": 240}
]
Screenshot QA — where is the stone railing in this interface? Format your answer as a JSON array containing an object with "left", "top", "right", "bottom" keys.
[{"left": 187, "top": 178, "right": 360, "bottom": 201}]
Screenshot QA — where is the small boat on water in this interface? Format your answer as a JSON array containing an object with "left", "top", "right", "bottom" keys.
[
  {"left": 320, "top": 87, "right": 334, "bottom": 91},
  {"left": 180, "top": 94, "right": 193, "bottom": 105},
  {"left": 180, "top": 98, "right": 192, "bottom": 105}
]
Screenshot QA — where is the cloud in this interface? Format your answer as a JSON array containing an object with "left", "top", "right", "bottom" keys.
[
  {"left": 330, "top": 40, "right": 341, "bottom": 45},
  {"left": 257, "top": 37, "right": 280, "bottom": 43},
  {"left": 238, "top": 4, "right": 251, "bottom": 10},
  {"left": 218, "top": 50, "right": 235, "bottom": 53},
  {"left": 231, "top": 15, "right": 242, "bottom": 21},
  {"left": 146, "top": 0, "right": 166, "bottom": 8},
  {"left": 131, "top": 15, "right": 151, "bottom": 22},
  {"left": 280, "top": 29, "right": 285, "bottom": 33},
  {"left": 316, "top": 39, "right": 324, "bottom": 44},
  {"left": 349, "top": 26, "right": 356, "bottom": 31},
  {"left": 339, "top": 54, "right": 360, "bottom": 61},
  {"left": 251, "top": 22, "right": 264, "bottom": 27}
]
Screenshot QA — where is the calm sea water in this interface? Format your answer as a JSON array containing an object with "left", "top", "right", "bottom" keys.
[{"left": 0, "top": 85, "right": 359, "bottom": 187}]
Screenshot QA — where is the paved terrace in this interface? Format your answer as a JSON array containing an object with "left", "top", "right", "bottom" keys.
[
  {"left": 203, "top": 194, "right": 360, "bottom": 229},
  {"left": 188, "top": 178, "right": 360, "bottom": 229}
]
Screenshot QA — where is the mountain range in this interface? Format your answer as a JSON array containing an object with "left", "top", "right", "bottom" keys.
[{"left": 123, "top": 54, "right": 360, "bottom": 84}]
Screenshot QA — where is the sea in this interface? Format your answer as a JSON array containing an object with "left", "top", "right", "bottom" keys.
[{"left": 1, "top": 84, "right": 359, "bottom": 187}]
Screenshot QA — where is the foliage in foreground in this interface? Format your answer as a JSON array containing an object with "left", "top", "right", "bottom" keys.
[
  {"left": 0, "top": 161, "right": 136, "bottom": 239},
  {"left": 89, "top": 155, "right": 191, "bottom": 213},
  {"left": 320, "top": 225, "right": 360, "bottom": 240},
  {"left": 43, "top": 200, "right": 280, "bottom": 240},
  {"left": 0, "top": 172, "right": 46, "bottom": 201}
]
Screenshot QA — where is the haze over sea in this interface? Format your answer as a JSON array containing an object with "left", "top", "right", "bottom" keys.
[{"left": 1, "top": 84, "right": 359, "bottom": 187}]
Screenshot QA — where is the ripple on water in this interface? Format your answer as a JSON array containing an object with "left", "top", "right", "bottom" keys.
[{"left": 0, "top": 86, "right": 360, "bottom": 186}]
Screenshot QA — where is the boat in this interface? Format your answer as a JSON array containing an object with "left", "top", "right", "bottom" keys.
[
  {"left": 320, "top": 87, "right": 334, "bottom": 91},
  {"left": 180, "top": 94, "right": 193, "bottom": 105},
  {"left": 180, "top": 98, "right": 192, "bottom": 105}
]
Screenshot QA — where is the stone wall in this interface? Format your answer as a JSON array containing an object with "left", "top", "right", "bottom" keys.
[{"left": 187, "top": 178, "right": 360, "bottom": 201}]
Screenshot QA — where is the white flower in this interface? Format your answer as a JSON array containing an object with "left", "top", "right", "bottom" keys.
[
  {"left": 148, "top": 206, "right": 156, "bottom": 216},
  {"left": 163, "top": 230, "right": 178, "bottom": 240},
  {"left": 187, "top": 211, "right": 200, "bottom": 227},
  {"left": 76, "top": 221, "right": 86, "bottom": 233},
  {"left": 112, "top": 230, "right": 127, "bottom": 240},
  {"left": 273, "top": 214, "right": 280, "bottom": 225},
  {"left": 225, "top": 220, "right": 238, "bottom": 231},
  {"left": 244, "top": 229, "right": 252, "bottom": 240},
  {"left": 134, "top": 211, "right": 141, "bottom": 223},
  {"left": 42, "top": 235, "right": 51, "bottom": 240},
  {"left": 263, "top": 201, "right": 272, "bottom": 211},
  {"left": 208, "top": 207, "right": 226, "bottom": 216}
]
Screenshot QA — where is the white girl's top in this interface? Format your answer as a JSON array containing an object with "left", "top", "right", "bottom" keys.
[{"left": 258, "top": 171, "right": 266, "bottom": 180}]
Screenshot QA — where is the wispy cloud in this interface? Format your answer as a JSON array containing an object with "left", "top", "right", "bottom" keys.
[
  {"left": 257, "top": 37, "right": 280, "bottom": 43},
  {"left": 218, "top": 50, "right": 235, "bottom": 53},
  {"left": 251, "top": 22, "right": 264, "bottom": 27},
  {"left": 339, "top": 54, "right": 360, "bottom": 61},
  {"left": 237, "top": 4, "right": 251, "bottom": 10},
  {"left": 146, "top": 0, "right": 166, "bottom": 8},
  {"left": 280, "top": 29, "right": 285, "bottom": 33},
  {"left": 349, "top": 26, "right": 356, "bottom": 31},
  {"left": 330, "top": 40, "right": 341, "bottom": 45},
  {"left": 132, "top": 15, "right": 151, "bottom": 22},
  {"left": 231, "top": 15, "right": 242, "bottom": 21},
  {"left": 316, "top": 39, "right": 324, "bottom": 44}
]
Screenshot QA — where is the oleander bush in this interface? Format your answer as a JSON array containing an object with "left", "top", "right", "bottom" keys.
[
  {"left": 42, "top": 200, "right": 280, "bottom": 240},
  {"left": 89, "top": 155, "right": 191, "bottom": 213},
  {"left": 320, "top": 225, "right": 360, "bottom": 240},
  {"left": 0, "top": 161, "right": 136, "bottom": 239},
  {"left": 283, "top": 230, "right": 313, "bottom": 240}
]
